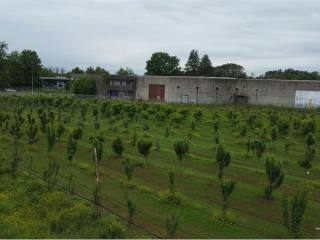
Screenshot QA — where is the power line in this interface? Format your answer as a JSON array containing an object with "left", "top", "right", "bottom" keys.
[{"left": 18, "top": 165, "right": 163, "bottom": 239}]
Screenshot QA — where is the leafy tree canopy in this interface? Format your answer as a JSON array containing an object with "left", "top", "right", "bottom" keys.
[
  {"left": 116, "top": 67, "right": 135, "bottom": 76},
  {"left": 259, "top": 69, "right": 320, "bottom": 80},
  {"left": 145, "top": 52, "right": 181, "bottom": 76},
  {"left": 185, "top": 49, "right": 200, "bottom": 76}
]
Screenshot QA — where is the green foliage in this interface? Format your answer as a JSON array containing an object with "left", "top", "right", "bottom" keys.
[
  {"left": 39, "top": 112, "right": 49, "bottom": 133},
  {"left": 137, "top": 138, "right": 152, "bottom": 159},
  {"left": 46, "top": 125, "right": 56, "bottom": 152},
  {"left": 90, "top": 134, "right": 104, "bottom": 163},
  {"left": 43, "top": 161, "right": 59, "bottom": 191},
  {"left": 216, "top": 145, "right": 231, "bottom": 180},
  {"left": 50, "top": 202, "right": 94, "bottom": 233},
  {"left": 185, "top": 49, "right": 200, "bottom": 76},
  {"left": 56, "top": 124, "right": 65, "bottom": 139},
  {"left": 158, "top": 190, "right": 184, "bottom": 206},
  {"left": 72, "top": 127, "right": 83, "bottom": 140},
  {"left": 251, "top": 139, "right": 266, "bottom": 159},
  {"left": 67, "top": 133, "right": 77, "bottom": 161},
  {"left": 145, "top": 52, "right": 181, "bottom": 76},
  {"left": 121, "top": 158, "right": 144, "bottom": 181},
  {"left": 71, "top": 75, "right": 96, "bottom": 95},
  {"left": 261, "top": 68, "right": 320, "bottom": 80},
  {"left": 112, "top": 137, "right": 124, "bottom": 157},
  {"left": 126, "top": 199, "right": 136, "bottom": 229},
  {"left": 264, "top": 156, "right": 284, "bottom": 199},
  {"left": 298, "top": 148, "right": 315, "bottom": 174},
  {"left": 166, "top": 214, "right": 179, "bottom": 238},
  {"left": 302, "top": 118, "right": 316, "bottom": 136},
  {"left": 305, "top": 133, "right": 315, "bottom": 148},
  {"left": 220, "top": 179, "right": 236, "bottom": 216},
  {"left": 270, "top": 126, "right": 279, "bottom": 142},
  {"left": 174, "top": 139, "right": 190, "bottom": 173},
  {"left": 116, "top": 67, "right": 135, "bottom": 76},
  {"left": 282, "top": 192, "right": 308, "bottom": 238},
  {"left": 26, "top": 113, "right": 38, "bottom": 144},
  {"left": 199, "top": 54, "right": 213, "bottom": 76},
  {"left": 239, "top": 124, "right": 247, "bottom": 137},
  {"left": 99, "top": 217, "right": 126, "bottom": 239},
  {"left": 193, "top": 108, "right": 202, "bottom": 121},
  {"left": 277, "top": 118, "right": 290, "bottom": 135}
]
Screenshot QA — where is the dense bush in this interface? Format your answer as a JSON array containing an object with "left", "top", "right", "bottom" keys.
[{"left": 71, "top": 76, "right": 96, "bottom": 95}]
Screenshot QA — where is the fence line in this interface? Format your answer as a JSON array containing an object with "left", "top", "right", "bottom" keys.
[{"left": 18, "top": 165, "right": 163, "bottom": 239}]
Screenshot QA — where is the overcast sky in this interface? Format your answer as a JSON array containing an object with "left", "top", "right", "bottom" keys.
[{"left": 0, "top": 0, "right": 319, "bottom": 75}]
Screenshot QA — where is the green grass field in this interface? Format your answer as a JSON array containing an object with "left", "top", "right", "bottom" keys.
[{"left": 0, "top": 94, "right": 319, "bottom": 238}]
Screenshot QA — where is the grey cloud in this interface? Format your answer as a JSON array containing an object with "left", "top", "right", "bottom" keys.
[{"left": 0, "top": 0, "right": 319, "bottom": 75}]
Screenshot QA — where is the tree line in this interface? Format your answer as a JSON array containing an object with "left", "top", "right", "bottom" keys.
[
  {"left": 145, "top": 50, "right": 247, "bottom": 78},
  {"left": 1, "top": 40, "right": 320, "bottom": 88}
]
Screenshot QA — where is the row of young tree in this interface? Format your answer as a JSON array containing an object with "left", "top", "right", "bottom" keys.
[{"left": 0, "top": 95, "right": 316, "bottom": 238}]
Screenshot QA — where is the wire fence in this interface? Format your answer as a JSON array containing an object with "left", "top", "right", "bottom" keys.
[{"left": 17, "top": 164, "right": 163, "bottom": 239}]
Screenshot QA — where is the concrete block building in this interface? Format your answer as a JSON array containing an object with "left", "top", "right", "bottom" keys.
[{"left": 94, "top": 75, "right": 320, "bottom": 107}]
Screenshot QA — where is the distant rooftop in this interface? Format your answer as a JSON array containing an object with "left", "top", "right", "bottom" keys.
[{"left": 40, "top": 76, "right": 70, "bottom": 80}]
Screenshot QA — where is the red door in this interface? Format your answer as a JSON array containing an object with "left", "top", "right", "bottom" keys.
[{"left": 149, "top": 84, "right": 165, "bottom": 101}]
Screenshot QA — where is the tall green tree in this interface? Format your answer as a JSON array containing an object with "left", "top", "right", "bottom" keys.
[
  {"left": 0, "top": 41, "right": 8, "bottom": 87},
  {"left": 199, "top": 54, "right": 213, "bottom": 76},
  {"left": 20, "top": 50, "right": 42, "bottom": 86},
  {"left": 282, "top": 192, "right": 308, "bottom": 238},
  {"left": 86, "top": 66, "right": 95, "bottom": 74},
  {"left": 264, "top": 157, "right": 284, "bottom": 199},
  {"left": 94, "top": 66, "right": 109, "bottom": 75},
  {"left": 145, "top": 52, "right": 181, "bottom": 76},
  {"left": 216, "top": 145, "right": 231, "bottom": 181},
  {"left": 70, "top": 67, "right": 84, "bottom": 74},
  {"left": 214, "top": 63, "right": 246, "bottom": 78},
  {"left": 116, "top": 67, "right": 135, "bottom": 75},
  {"left": 185, "top": 49, "right": 200, "bottom": 76}
]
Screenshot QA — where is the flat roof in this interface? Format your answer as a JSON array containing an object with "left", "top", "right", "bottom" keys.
[{"left": 40, "top": 76, "right": 70, "bottom": 81}]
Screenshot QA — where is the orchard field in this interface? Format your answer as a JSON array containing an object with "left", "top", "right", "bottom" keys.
[{"left": 0, "top": 94, "right": 319, "bottom": 238}]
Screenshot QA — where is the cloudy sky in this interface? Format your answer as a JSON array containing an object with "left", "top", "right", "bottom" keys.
[{"left": 0, "top": 0, "right": 319, "bottom": 75}]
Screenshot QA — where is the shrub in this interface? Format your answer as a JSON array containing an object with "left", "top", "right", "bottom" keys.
[
  {"left": 171, "top": 112, "right": 183, "bottom": 125},
  {"left": 71, "top": 76, "right": 96, "bottom": 95},
  {"left": 193, "top": 109, "right": 202, "bottom": 121},
  {"left": 50, "top": 203, "right": 94, "bottom": 233},
  {"left": 270, "top": 126, "right": 279, "bottom": 142},
  {"left": 112, "top": 137, "right": 124, "bottom": 157},
  {"left": 99, "top": 217, "right": 126, "bottom": 239},
  {"left": 166, "top": 214, "right": 179, "bottom": 238},
  {"left": 158, "top": 190, "right": 184, "bottom": 205},
  {"left": 302, "top": 118, "right": 316, "bottom": 136},
  {"left": 277, "top": 118, "right": 290, "bottom": 135},
  {"left": 174, "top": 140, "right": 190, "bottom": 173},
  {"left": 305, "top": 133, "right": 315, "bottom": 148},
  {"left": 282, "top": 192, "right": 308, "bottom": 238},
  {"left": 216, "top": 145, "right": 231, "bottom": 180},
  {"left": 251, "top": 139, "right": 266, "bottom": 159},
  {"left": 264, "top": 157, "right": 284, "bottom": 199},
  {"left": 298, "top": 148, "right": 315, "bottom": 174},
  {"left": 40, "top": 191, "right": 73, "bottom": 212},
  {"left": 73, "top": 127, "right": 83, "bottom": 140},
  {"left": 137, "top": 138, "right": 152, "bottom": 161},
  {"left": 220, "top": 179, "right": 236, "bottom": 216}
]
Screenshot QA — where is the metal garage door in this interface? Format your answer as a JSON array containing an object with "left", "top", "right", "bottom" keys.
[{"left": 149, "top": 84, "right": 165, "bottom": 101}]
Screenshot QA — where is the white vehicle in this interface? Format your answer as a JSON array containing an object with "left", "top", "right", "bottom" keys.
[{"left": 4, "top": 88, "right": 17, "bottom": 92}]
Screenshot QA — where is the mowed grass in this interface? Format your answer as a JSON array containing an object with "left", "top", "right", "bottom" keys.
[{"left": 0, "top": 96, "right": 320, "bottom": 238}]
